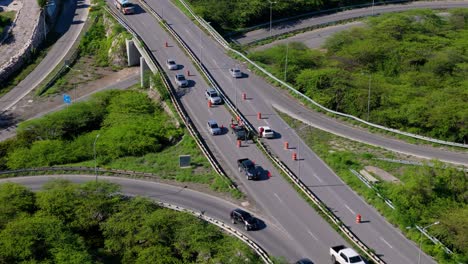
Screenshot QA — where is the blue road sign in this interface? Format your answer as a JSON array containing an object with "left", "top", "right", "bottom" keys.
[{"left": 63, "top": 94, "right": 71, "bottom": 104}]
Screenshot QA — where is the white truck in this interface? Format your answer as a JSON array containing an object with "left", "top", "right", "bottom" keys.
[
  {"left": 330, "top": 246, "right": 365, "bottom": 264},
  {"left": 114, "top": 0, "right": 135, "bottom": 15}
]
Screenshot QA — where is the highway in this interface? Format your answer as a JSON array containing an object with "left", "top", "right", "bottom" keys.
[
  {"left": 0, "top": 175, "right": 299, "bottom": 261},
  {"left": 109, "top": 2, "right": 353, "bottom": 263},
  {"left": 111, "top": 1, "right": 437, "bottom": 263}
]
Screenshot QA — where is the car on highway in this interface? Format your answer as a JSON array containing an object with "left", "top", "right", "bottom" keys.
[
  {"left": 258, "top": 126, "right": 274, "bottom": 139},
  {"left": 237, "top": 158, "right": 260, "bottom": 180},
  {"left": 231, "top": 124, "right": 249, "bottom": 141},
  {"left": 166, "top": 59, "right": 178, "bottom": 70},
  {"left": 229, "top": 68, "right": 242, "bottom": 78},
  {"left": 174, "top": 74, "right": 188, "bottom": 87},
  {"left": 205, "top": 88, "right": 222, "bottom": 104},
  {"left": 330, "top": 245, "right": 365, "bottom": 264},
  {"left": 230, "top": 208, "right": 257, "bottom": 231},
  {"left": 207, "top": 119, "right": 222, "bottom": 135}
]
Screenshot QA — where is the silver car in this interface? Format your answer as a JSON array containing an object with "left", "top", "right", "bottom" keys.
[
  {"left": 229, "top": 68, "right": 242, "bottom": 78},
  {"left": 205, "top": 88, "right": 222, "bottom": 104},
  {"left": 166, "top": 59, "right": 178, "bottom": 70},
  {"left": 174, "top": 74, "right": 188, "bottom": 87},
  {"left": 207, "top": 120, "right": 222, "bottom": 135}
]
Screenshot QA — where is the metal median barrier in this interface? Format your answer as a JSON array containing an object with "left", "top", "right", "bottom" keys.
[
  {"left": 176, "top": 0, "right": 467, "bottom": 149},
  {"left": 105, "top": 6, "right": 236, "bottom": 190}
]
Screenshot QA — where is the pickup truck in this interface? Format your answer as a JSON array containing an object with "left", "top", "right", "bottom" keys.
[
  {"left": 237, "top": 158, "right": 259, "bottom": 180},
  {"left": 230, "top": 123, "right": 251, "bottom": 141},
  {"left": 330, "top": 246, "right": 365, "bottom": 264}
]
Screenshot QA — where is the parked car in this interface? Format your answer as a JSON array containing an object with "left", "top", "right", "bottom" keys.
[
  {"left": 237, "top": 158, "right": 260, "bottom": 180},
  {"left": 207, "top": 120, "right": 221, "bottom": 135},
  {"left": 229, "top": 68, "right": 242, "bottom": 78},
  {"left": 166, "top": 59, "right": 178, "bottom": 70},
  {"left": 230, "top": 208, "right": 257, "bottom": 231},
  {"left": 258, "top": 126, "right": 274, "bottom": 139},
  {"left": 205, "top": 88, "right": 222, "bottom": 104},
  {"left": 174, "top": 74, "right": 188, "bottom": 87}
]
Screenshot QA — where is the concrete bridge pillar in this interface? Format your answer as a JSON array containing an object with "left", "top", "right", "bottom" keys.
[
  {"left": 126, "top": 39, "right": 140, "bottom": 66},
  {"left": 140, "top": 57, "right": 150, "bottom": 88}
]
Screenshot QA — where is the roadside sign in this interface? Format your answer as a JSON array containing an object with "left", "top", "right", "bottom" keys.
[
  {"left": 63, "top": 94, "right": 71, "bottom": 104},
  {"left": 179, "top": 155, "right": 191, "bottom": 168}
]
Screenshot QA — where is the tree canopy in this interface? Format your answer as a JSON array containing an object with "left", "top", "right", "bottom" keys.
[{"left": 0, "top": 180, "right": 262, "bottom": 263}]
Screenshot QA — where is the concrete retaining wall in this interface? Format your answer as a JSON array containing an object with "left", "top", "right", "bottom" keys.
[{"left": 0, "top": 0, "right": 63, "bottom": 84}]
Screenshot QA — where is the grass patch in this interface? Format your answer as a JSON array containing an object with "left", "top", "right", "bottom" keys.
[{"left": 0, "top": 10, "right": 15, "bottom": 33}]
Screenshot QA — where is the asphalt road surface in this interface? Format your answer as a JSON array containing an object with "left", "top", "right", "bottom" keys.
[
  {"left": 111, "top": 1, "right": 438, "bottom": 263},
  {"left": 0, "top": 175, "right": 302, "bottom": 261},
  {"left": 234, "top": 0, "right": 468, "bottom": 44}
]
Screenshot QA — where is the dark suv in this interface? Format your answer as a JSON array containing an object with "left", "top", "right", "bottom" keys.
[{"left": 230, "top": 208, "right": 257, "bottom": 231}]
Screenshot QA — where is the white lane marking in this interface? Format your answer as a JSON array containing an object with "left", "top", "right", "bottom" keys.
[
  {"left": 312, "top": 172, "right": 323, "bottom": 183},
  {"left": 307, "top": 229, "right": 319, "bottom": 241},
  {"left": 273, "top": 193, "right": 284, "bottom": 204},
  {"left": 380, "top": 237, "right": 393, "bottom": 249},
  {"left": 344, "top": 204, "right": 355, "bottom": 215}
]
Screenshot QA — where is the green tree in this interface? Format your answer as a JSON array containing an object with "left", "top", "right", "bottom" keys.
[
  {"left": 0, "top": 182, "right": 36, "bottom": 228},
  {"left": 0, "top": 215, "right": 91, "bottom": 263}
]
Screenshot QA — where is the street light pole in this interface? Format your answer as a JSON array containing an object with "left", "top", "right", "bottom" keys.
[
  {"left": 284, "top": 42, "right": 289, "bottom": 81},
  {"left": 268, "top": 1, "right": 277, "bottom": 38},
  {"left": 417, "top": 221, "right": 440, "bottom": 264},
  {"left": 367, "top": 74, "right": 371, "bottom": 121},
  {"left": 93, "top": 134, "right": 100, "bottom": 182}
]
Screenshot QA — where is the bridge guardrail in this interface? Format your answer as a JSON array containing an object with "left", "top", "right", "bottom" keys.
[
  {"left": 176, "top": 0, "right": 467, "bottom": 149},
  {"left": 105, "top": 6, "right": 236, "bottom": 190}
]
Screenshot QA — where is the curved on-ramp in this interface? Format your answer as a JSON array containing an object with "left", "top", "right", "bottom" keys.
[{"left": 0, "top": 175, "right": 301, "bottom": 262}]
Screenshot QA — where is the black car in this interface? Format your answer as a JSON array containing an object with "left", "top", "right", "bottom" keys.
[
  {"left": 231, "top": 125, "right": 248, "bottom": 140},
  {"left": 230, "top": 208, "right": 257, "bottom": 231}
]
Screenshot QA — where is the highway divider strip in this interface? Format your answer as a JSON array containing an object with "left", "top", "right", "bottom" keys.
[
  {"left": 105, "top": 6, "right": 236, "bottom": 190},
  {"left": 176, "top": 0, "right": 467, "bottom": 149},
  {"left": 137, "top": 1, "right": 384, "bottom": 263}
]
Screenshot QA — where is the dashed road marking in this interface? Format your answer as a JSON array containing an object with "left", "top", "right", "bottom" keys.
[
  {"left": 380, "top": 237, "right": 393, "bottom": 249},
  {"left": 344, "top": 204, "right": 355, "bottom": 215},
  {"left": 273, "top": 193, "right": 283, "bottom": 204},
  {"left": 307, "top": 229, "right": 319, "bottom": 241}
]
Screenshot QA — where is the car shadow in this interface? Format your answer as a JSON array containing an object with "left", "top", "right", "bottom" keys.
[
  {"left": 254, "top": 166, "right": 270, "bottom": 181},
  {"left": 186, "top": 80, "right": 196, "bottom": 88},
  {"left": 131, "top": 4, "right": 146, "bottom": 14},
  {"left": 253, "top": 218, "right": 267, "bottom": 231},
  {"left": 241, "top": 72, "right": 249, "bottom": 78}
]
